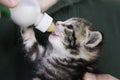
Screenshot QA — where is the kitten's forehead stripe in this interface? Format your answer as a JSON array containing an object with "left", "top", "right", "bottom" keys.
[
  {"left": 64, "top": 18, "right": 80, "bottom": 24},
  {"left": 64, "top": 18, "right": 91, "bottom": 29}
]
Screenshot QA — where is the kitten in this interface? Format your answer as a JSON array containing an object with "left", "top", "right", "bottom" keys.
[{"left": 20, "top": 18, "right": 102, "bottom": 80}]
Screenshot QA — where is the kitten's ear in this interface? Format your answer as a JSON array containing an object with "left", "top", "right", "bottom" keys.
[{"left": 85, "top": 31, "right": 102, "bottom": 48}]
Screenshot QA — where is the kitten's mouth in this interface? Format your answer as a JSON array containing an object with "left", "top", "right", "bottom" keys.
[
  {"left": 51, "top": 32, "right": 60, "bottom": 36},
  {"left": 51, "top": 25, "right": 61, "bottom": 37}
]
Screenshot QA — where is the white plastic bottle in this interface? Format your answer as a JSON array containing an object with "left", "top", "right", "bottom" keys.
[{"left": 10, "top": 0, "right": 53, "bottom": 32}]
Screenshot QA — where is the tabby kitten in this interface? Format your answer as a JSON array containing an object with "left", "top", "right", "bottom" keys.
[{"left": 21, "top": 18, "right": 102, "bottom": 80}]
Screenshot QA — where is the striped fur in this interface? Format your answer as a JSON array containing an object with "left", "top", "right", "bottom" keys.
[{"left": 20, "top": 18, "right": 102, "bottom": 80}]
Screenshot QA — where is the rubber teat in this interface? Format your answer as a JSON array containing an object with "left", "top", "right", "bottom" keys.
[{"left": 47, "top": 22, "right": 55, "bottom": 32}]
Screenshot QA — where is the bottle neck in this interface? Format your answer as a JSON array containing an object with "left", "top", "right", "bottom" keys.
[{"left": 35, "top": 13, "right": 53, "bottom": 32}]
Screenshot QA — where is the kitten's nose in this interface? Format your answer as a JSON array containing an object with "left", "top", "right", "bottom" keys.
[
  {"left": 56, "top": 21, "right": 62, "bottom": 26},
  {"left": 55, "top": 21, "right": 63, "bottom": 32}
]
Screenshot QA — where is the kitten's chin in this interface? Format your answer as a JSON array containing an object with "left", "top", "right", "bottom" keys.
[
  {"left": 49, "top": 34, "right": 60, "bottom": 42},
  {"left": 49, "top": 35, "right": 64, "bottom": 50}
]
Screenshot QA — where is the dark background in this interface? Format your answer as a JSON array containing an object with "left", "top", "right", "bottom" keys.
[{"left": 0, "top": 0, "right": 120, "bottom": 80}]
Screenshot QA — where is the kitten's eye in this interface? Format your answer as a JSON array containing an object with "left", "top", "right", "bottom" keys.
[{"left": 67, "top": 25, "right": 73, "bottom": 29}]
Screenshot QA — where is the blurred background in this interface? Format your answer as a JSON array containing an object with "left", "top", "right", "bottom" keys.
[{"left": 0, "top": 0, "right": 120, "bottom": 80}]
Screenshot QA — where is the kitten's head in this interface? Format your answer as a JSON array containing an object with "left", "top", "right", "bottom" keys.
[{"left": 49, "top": 18, "right": 102, "bottom": 61}]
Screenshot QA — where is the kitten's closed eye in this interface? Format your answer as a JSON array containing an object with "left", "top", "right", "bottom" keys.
[{"left": 67, "top": 25, "right": 74, "bottom": 29}]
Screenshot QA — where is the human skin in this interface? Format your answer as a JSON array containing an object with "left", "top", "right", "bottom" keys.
[
  {"left": 84, "top": 73, "right": 119, "bottom": 80},
  {"left": 0, "top": 0, "right": 58, "bottom": 11},
  {"left": 0, "top": 0, "right": 19, "bottom": 8}
]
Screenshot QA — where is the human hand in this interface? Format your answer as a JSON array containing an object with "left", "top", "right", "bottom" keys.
[
  {"left": 39, "top": 0, "right": 58, "bottom": 12},
  {"left": 84, "top": 72, "right": 119, "bottom": 80},
  {"left": 0, "top": 0, "right": 19, "bottom": 8}
]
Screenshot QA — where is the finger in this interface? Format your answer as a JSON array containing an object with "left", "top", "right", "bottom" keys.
[
  {"left": 39, "top": 0, "right": 58, "bottom": 12},
  {"left": 83, "top": 73, "right": 96, "bottom": 80},
  {"left": 0, "top": 0, "right": 19, "bottom": 8},
  {"left": 96, "top": 74, "right": 119, "bottom": 80}
]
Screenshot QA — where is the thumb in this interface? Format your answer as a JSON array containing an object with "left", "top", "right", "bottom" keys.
[{"left": 0, "top": 0, "right": 19, "bottom": 8}]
